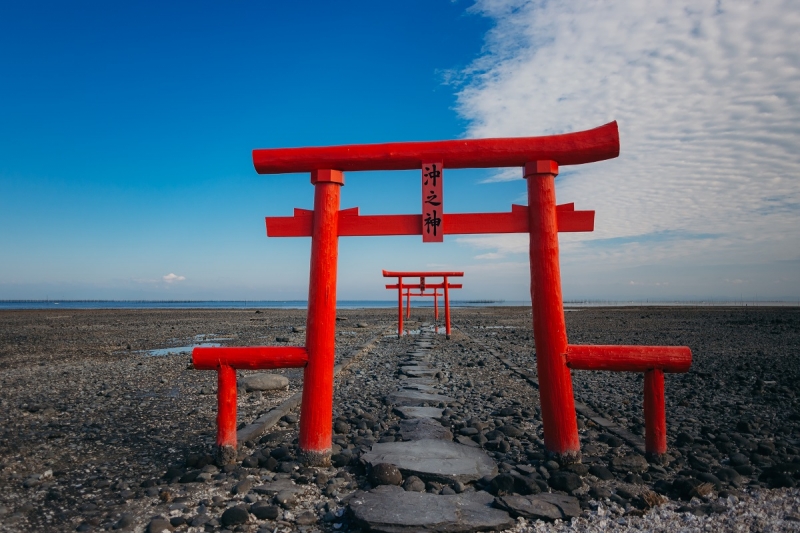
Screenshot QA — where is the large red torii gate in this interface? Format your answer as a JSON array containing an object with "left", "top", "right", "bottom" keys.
[
  {"left": 382, "top": 270, "right": 463, "bottom": 338},
  {"left": 193, "top": 121, "right": 692, "bottom": 466}
]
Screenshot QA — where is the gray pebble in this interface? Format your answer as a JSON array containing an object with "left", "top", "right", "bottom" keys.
[
  {"left": 403, "top": 475, "right": 425, "bottom": 492},
  {"left": 369, "top": 463, "right": 403, "bottom": 486},
  {"left": 146, "top": 518, "right": 174, "bottom": 533},
  {"left": 275, "top": 490, "right": 297, "bottom": 508},
  {"left": 220, "top": 505, "right": 249, "bottom": 527}
]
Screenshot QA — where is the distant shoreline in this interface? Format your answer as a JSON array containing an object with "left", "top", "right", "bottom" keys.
[{"left": 0, "top": 299, "right": 797, "bottom": 310}]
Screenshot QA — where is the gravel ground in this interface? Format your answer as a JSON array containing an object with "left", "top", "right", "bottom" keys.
[{"left": 1, "top": 306, "right": 798, "bottom": 532}]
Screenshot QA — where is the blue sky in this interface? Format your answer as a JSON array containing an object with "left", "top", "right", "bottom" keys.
[{"left": 2, "top": 1, "right": 799, "bottom": 302}]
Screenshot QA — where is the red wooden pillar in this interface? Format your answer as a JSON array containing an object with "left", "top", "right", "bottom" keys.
[
  {"left": 298, "top": 169, "right": 342, "bottom": 466},
  {"left": 216, "top": 364, "right": 238, "bottom": 464},
  {"left": 397, "top": 277, "right": 404, "bottom": 337},
  {"left": 525, "top": 160, "right": 581, "bottom": 463},
  {"left": 406, "top": 288, "right": 411, "bottom": 319},
  {"left": 644, "top": 368, "right": 667, "bottom": 457},
  {"left": 444, "top": 277, "right": 451, "bottom": 339},
  {"left": 434, "top": 289, "right": 439, "bottom": 321}
]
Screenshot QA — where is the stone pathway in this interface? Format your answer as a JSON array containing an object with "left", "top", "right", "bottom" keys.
[
  {"left": 350, "top": 486, "right": 514, "bottom": 533},
  {"left": 352, "top": 330, "right": 513, "bottom": 531}
]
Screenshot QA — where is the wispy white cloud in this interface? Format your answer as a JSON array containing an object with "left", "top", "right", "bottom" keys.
[
  {"left": 455, "top": 0, "right": 800, "bottom": 298},
  {"left": 474, "top": 252, "right": 505, "bottom": 260},
  {"left": 162, "top": 273, "right": 186, "bottom": 284},
  {"left": 479, "top": 168, "right": 521, "bottom": 183},
  {"left": 456, "top": 234, "right": 528, "bottom": 257}
]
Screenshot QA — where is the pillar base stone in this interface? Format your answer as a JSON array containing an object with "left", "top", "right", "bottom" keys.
[
  {"left": 299, "top": 449, "right": 331, "bottom": 467},
  {"left": 548, "top": 449, "right": 582, "bottom": 466},
  {"left": 216, "top": 445, "right": 237, "bottom": 466},
  {"left": 645, "top": 452, "right": 667, "bottom": 465}
]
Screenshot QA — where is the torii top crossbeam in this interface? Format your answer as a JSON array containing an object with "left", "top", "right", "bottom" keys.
[
  {"left": 253, "top": 122, "right": 619, "bottom": 173},
  {"left": 383, "top": 270, "right": 463, "bottom": 338}
]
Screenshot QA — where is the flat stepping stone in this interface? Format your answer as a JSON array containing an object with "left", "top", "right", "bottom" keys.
[
  {"left": 399, "top": 418, "right": 453, "bottom": 441},
  {"left": 362, "top": 439, "right": 497, "bottom": 483},
  {"left": 399, "top": 360, "right": 430, "bottom": 367},
  {"left": 350, "top": 486, "right": 512, "bottom": 533},
  {"left": 386, "top": 391, "right": 454, "bottom": 407},
  {"left": 393, "top": 406, "right": 444, "bottom": 419},
  {"left": 495, "top": 493, "right": 581, "bottom": 521},
  {"left": 402, "top": 377, "right": 438, "bottom": 387},
  {"left": 402, "top": 367, "right": 439, "bottom": 378},
  {"left": 400, "top": 383, "right": 439, "bottom": 393},
  {"left": 401, "top": 365, "right": 433, "bottom": 371}
]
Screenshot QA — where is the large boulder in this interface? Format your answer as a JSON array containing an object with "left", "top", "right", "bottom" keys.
[{"left": 240, "top": 373, "right": 289, "bottom": 392}]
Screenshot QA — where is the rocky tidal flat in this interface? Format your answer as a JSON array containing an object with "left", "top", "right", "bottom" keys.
[{"left": 1, "top": 306, "right": 799, "bottom": 532}]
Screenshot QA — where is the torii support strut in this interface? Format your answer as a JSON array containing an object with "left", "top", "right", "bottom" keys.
[
  {"left": 383, "top": 272, "right": 463, "bottom": 338},
  {"left": 194, "top": 120, "right": 691, "bottom": 466}
]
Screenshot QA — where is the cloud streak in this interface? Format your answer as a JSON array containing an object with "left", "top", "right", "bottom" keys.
[{"left": 454, "top": 0, "right": 800, "bottom": 298}]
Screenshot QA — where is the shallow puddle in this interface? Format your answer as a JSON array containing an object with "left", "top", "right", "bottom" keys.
[{"left": 142, "top": 342, "right": 221, "bottom": 356}]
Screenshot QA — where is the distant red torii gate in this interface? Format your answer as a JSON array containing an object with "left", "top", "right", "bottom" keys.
[
  {"left": 383, "top": 270, "right": 463, "bottom": 338},
  {"left": 192, "top": 120, "right": 692, "bottom": 467}
]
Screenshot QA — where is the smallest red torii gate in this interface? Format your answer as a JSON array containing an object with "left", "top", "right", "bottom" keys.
[{"left": 383, "top": 270, "right": 463, "bottom": 338}]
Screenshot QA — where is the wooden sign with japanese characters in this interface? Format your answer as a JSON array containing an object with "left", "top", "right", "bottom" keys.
[{"left": 422, "top": 162, "right": 443, "bottom": 242}]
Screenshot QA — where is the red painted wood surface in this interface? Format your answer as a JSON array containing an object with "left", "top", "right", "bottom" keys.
[
  {"left": 266, "top": 204, "right": 594, "bottom": 237},
  {"left": 565, "top": 345, "right": 692, "bottom": 373},
  {"left": 253, "top": 122, "right": 619, "bottom": 173},
  {"left": 298, "top": 176, "right": 341, "bottom": 460},
  {"left": 422, "top": 162, "right": 444, "bottom": 242},
  {"left": 217, "top": 364, "right": 237, "bottom": 448},
  {"left": 385, "top": 283, "right": 463, "bottom": 290},
  {"left": 193, "top": 346, "right": 309, "bottom": 370},
  {"left": 644, "top": 369, "right": 667, "bottom": 455},
  {"left": 526, "top": 161, "right": 581, "bottom": 459},
  {"left": 384, "top": 270, "right": 464, "bottom": 278},
  {"left": 397, "top": 277, "right": 404, "bottom": 337},
  {"left": 444, "top": 276, "right": 452, "bottom": 339}
]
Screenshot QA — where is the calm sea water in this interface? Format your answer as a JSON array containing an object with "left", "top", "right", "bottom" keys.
[{"left": 0, "top": 300, "right": 795, "bottom": 310}]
